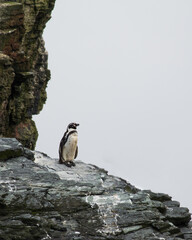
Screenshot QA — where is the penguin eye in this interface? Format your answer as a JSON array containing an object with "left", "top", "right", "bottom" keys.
[{"left": 68, "top": 123, "right": 76, "bottom": 129}]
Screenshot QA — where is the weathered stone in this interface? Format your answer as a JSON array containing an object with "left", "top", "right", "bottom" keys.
[
  {"left": 0, "top": 137, "right": 34, "bottom": 161},
  {"left": 0, "top": 137, "right": 23, "bottom": 160},
  {"left": 0, "top": 0, "right": 55, "bottom": 149},
  {"left": 143, "top": 190, "right": 172, "bottom": 202},
  {"left": 0, "top": 53, "right": 15, "bottom": 135},
  {"left": 180, "top": 222, "right": 192, "bottom": 240},
  {"left": 164, "top": 200, "right": 181, "bottom": 208},
  {"left": 0, "top": 139, "right": 191, "bottom": 240},
  {"left": 165, "top": 207, "right": 191, "bottom": 227},
  {"left": 23, "top": 146, "right": 34, "bottom": 160},
  {"left": 10, "top": 118, "right": 38, "bottom": 149}
]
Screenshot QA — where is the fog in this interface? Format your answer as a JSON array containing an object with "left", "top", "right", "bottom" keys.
[{"left": 33, "top": 0, "right": 192, "bottom": 211}]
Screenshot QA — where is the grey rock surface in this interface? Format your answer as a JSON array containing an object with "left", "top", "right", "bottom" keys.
[
  {"left": 0, "top": 138, "right": 191, "bottom": 240},
  {"left": 0, "top": 138, "right": 34, "bottom": 161},
  {"left": 0, "top": 138, "right": 23, "bottom": 160}
]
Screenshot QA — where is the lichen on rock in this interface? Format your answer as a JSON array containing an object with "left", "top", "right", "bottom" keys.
[{"left": 0, "top": 0, "right": 55, "bottom": 149}]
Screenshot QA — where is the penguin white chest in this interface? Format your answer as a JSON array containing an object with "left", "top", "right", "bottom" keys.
[{"left": 63, "top": 133, "right": 78, "bottom": 161}]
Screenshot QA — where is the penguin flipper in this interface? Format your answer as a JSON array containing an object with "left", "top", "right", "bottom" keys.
[
  {"left": 74, "top": 146, "right": 78, "bottom": 159},
  {"left": 59, "top": 137, "right": 65, "bottom": 163}
]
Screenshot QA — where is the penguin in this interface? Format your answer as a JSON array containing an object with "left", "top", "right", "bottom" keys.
[{"left": 59, "top": 122, "right": 79, "bottom": 167}]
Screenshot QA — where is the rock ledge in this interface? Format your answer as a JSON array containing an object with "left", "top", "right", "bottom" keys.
[{"left": 0, "top": 138, "right": 191, "bottom": 240}]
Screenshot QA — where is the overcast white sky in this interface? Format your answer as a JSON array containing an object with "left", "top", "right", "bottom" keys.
[{"left": 33, "top": 1, "right": 192, "bottom": 212}]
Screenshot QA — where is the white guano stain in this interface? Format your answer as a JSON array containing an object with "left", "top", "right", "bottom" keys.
[{"left": 85, "top": 194, "right": 132, "bottom": 235}]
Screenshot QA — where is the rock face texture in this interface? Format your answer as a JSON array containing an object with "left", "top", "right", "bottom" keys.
[
  {"left": 0, "top": 0, "right": 55, "bottom": 149},
  {"left": 0, "top": 138, "right": 191, "bottom": 240}
]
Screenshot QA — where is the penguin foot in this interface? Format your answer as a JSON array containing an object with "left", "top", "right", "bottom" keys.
[
  {"left": 64, "top": 161, "right": 72, "bottom": 167},
  {"left": 64, "top": 161, "right": 75, "bottom": 167},
  {"left": 71, "top": 161, "right": 76, "bottom": 167}
]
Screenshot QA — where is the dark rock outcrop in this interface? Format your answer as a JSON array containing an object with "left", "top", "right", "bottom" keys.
[
  {"left": 0, "top": 0, "right": 55, "bottom": 149},
  {"left": 0, "top": 138, "right": 191, "bottom": 240}
]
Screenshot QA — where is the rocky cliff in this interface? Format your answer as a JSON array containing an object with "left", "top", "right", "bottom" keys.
[
  {"left": 0, "top": 138, "right": 191, "bottom": 240},
  {"left": 0, "top": 0, "right": 55, "bottom": 149}
]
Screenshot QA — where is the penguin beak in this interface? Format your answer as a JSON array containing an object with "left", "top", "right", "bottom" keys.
[{"left": 76, "top": 123, "right": 79, "bottom": 127}]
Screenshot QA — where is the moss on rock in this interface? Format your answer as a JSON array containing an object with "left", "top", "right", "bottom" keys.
[
  {"left": 0, "top": 0, "right": 56, "bottom": 149},
  {"left": 11, "top": 119, "right": 38, "bottom": 150}
]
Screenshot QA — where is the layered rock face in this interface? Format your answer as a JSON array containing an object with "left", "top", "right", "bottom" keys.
[
  {"left": 0, "top": 138, "right": 191, "bottom": 240},
  {"left": 0, "top": 0, "right": 55, "bottom": 149}
]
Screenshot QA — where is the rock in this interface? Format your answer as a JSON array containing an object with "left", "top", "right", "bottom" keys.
[
  {"left": 0, "top": 137, "right": 34, "bottom": 160},
  {"left": 0, "top": 53, "right": 15, "bottom": 136},
  {"left": 165, "top": 207, "right": 191, "bottom": 227},
  {"left": 0, "top": 137, "right": 23, "bottom": 160},
  {"left": 23, "top": 146, "right": 35, "bottom": 161},
  {"left": 0, "top": 138, "right": 191, "bottom": 240},
  {"left": 0, "top": 0, "right": 56, "bottom": 149},
  {"left": 180, "top": 222, "right": 192, "bottom": 240}
]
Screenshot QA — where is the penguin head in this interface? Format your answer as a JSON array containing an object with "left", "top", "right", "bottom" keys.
[{"left": 67, "top": 122, "right": 79, "bottom": 130}]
